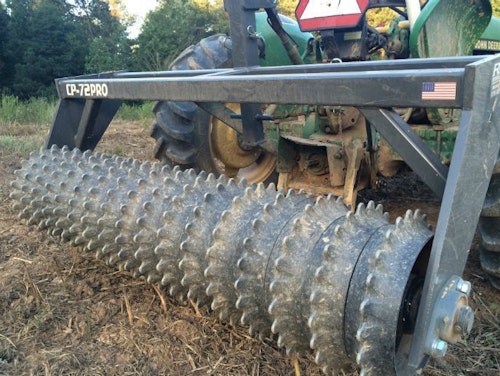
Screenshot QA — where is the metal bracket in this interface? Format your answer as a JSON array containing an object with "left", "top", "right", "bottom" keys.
[
  {"left": 241, "top": 0, "right": 276, "bottom": 10},
  {"left": 197, "top": 102, "right": 243, "bottom": 134},
  {"left": 423, "top": 276, "right": 473, "bottom": 360},
  {"left": 47, "top": 98, "right": 121, "bottom": 151},
  {"left": 361, "top": 108, "right": 448, "bottom": 198},
  {"left": 224, "top": 0, "right": 266, "bottom": 147},
  {"left": 406, "top": 53, "right": 500, "bottom": 373}
]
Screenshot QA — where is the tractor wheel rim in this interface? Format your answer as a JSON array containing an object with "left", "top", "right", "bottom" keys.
[{"left": 209, "top": 103, "right": 276, "bottom": 183}]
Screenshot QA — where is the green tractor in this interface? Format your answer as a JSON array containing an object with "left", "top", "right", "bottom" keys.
[
  {"left": 152, "top": 0, "right": 500, "bottom": 197},
  {"left": 10, "top": 0, "right": 500, "bottom": 375},
  {"left": 150, "top": 0, "right": 500, "bottom": 287}
]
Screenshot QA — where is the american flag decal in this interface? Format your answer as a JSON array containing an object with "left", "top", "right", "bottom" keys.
[{"left": 422, "top": 82, "right": 457, "bottom": 101}]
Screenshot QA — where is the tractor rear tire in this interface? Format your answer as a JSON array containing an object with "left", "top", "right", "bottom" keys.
[
  {"left": 479, "top": 153, "right": 500, "bottom": 289},
  {"left": 151, "top": 34, "right": 277, "bottom": 184}
]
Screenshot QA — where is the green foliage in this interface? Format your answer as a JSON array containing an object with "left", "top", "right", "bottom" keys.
[
  {"left": 4, "top": 0, "right": 86, "bottom": 99},
  {"left": 71, "top": 0, "right": 133, "bottom": 73},
  {"left": 85, "top": 29, "right": 133, "bottom": 73},
  {"left": 0, "top": 0, "right": 131, "bottom": 99},
  {"left": 0, "top": 95, "right": 154, "bottom": 157},
  {"left": 0, "top": 3, "right": 9, "bottom": 90},
  {"left": 133, "top": 0, "right": 229, "bottom": 71},
  {"left": 0, "top": 95, "right": 56, "bottom": 126},
  {"left": 115, "top": 102, "right": 155, "bottom": 121},
  {"left": 0, "top": 134, "right": 45, "bottom": 156},
  {"left": 493, "top": 0, "right": 500, "bottom": 16},
  {"left": 0, "top": 94, "right": 54, "bottom": 157},
  {"left": 276, "top": 0, "right": 298, "bottom": 19},
  {"left": 0, "top": 94, "right": 152, "bottom": 126},
  {"left": 21, "top": 1, "right": 89, "bottom": 98}
]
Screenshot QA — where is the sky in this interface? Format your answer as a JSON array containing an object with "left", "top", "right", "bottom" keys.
[{"left": 123, "top": 0, "right": 159, "bottom": 38}]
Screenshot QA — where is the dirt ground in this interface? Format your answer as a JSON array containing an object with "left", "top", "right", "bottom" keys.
[{"left": 0, "top": 121, "right": 498, "bottom": 376}]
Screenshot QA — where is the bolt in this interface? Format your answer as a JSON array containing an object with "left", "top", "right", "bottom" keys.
[
  {"left": 455, "top": 305, "right": 475, "bottom": 336},
  {"left": 246, "top": 26, "right": 260, "bottom": 39},
  {"left": 456, "top": 279, "right": 472, "bottom": 295},
  {"left": 430, "top": 339, "right": 448, "bottom": 358}
]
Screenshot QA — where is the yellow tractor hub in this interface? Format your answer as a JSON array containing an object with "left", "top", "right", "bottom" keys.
[{"left": 210, "top": 104, "right": 276, "bottom": 182}]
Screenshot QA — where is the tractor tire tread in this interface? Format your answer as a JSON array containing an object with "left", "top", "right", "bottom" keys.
[{"left": 151, "top": 35, "right": 232, "bottom": 171}]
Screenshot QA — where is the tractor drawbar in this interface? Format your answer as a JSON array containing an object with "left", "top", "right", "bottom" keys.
[{"left": 11, "top": 146, "right": 438, "bottom": 375}]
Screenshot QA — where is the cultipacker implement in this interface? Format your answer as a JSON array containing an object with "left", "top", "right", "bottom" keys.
[{"left": 10, "top": 0, "right": 500, "bottom": 375}]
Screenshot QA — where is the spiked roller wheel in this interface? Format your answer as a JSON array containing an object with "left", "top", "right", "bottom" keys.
[
  {"left": 178, "top": 178, "right": 246, "bottom": 307},
  {"left": 345, "top": 210, "right": 433, "bottom": 376},
  {"left": 269, "top": 195, "right": 348, "bottom": 355},
  {"left": 308, "top": 202, "right": 390, "bottom": 373},
  {"left": 11, "top": 147, "right": 435, "bottom": 375},
  {"left": 205, "top": 183, "right": 281, "bottom": 323},
  {"left": 235, "top": 192, "right": 313, "bottom": 339}
]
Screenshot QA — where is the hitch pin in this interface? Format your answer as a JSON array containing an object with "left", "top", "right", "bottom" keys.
[{"left": 247, "top": 25, "right": 261, "bottom": 39}]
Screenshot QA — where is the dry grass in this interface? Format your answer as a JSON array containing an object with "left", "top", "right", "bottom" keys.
[{"left": 0, "top": 120, "right": 498, "bottom": 376}]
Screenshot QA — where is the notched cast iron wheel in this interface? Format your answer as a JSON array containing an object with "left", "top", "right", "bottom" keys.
[{"left": 151, "top": 34, "right": 277, "bottom": 184}]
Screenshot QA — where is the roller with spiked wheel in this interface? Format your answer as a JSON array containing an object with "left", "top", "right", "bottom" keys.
[{"left": 11, "top": 147, "right": 436, "bottom": 375}]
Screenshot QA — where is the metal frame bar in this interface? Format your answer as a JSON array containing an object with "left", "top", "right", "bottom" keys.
[
  {"left": 49, "top": 57, "right": 474, "bottom": 153},
  {"left": 360, "top": 108, "right": 448, "bottom": 197},
  {"left": 54, "top": 67, "right": 466, "bottom": 107},
  {"left": 407, "top": 54, "right": 500, "bottom": 372},
  {"left": 223, "top": 0, "right": 272, "bottom": 147},
  {"left": 47, "top": 97, "right": 121, "bottom": 150},
  {"left": 73, "top": 56, "right": 481, "bottom": 80}
]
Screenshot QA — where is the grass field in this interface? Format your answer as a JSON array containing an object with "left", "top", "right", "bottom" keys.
[{"left": 0, "top": 96, "right": 154, "bottom": 156}]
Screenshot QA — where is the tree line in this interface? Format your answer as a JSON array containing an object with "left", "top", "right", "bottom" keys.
[
  {"left": 0, "top": 0, "right": 129, "bottom": 99},
  {"left": 0, "top": 0, "right": 499, "bottom": 100},
  {"left": 0, "top": 0, "right": 230, "bottom": 99}
]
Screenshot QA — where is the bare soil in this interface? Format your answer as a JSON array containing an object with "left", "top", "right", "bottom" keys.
[{"left": 0, "top": 121, "right": 498, "bottom": 375}]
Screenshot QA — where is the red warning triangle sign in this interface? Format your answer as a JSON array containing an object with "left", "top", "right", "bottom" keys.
[{"left": 296, "top": 0, "right": 370, "bottom": 31}]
